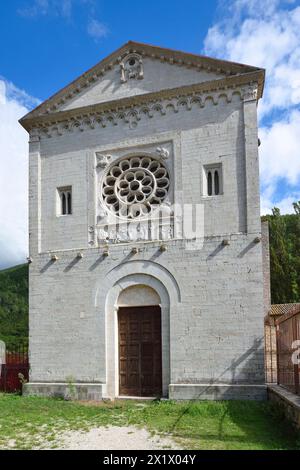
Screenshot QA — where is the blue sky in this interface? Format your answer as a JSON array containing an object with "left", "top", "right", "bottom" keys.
[
  {"left": 0, "top": 0, "right": 300, "bottom": 268},
  {"left": 0, "top": 0, "right": 219, "bottom": 100}
]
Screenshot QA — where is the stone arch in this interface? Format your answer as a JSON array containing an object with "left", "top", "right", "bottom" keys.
[
  {"left": 95, "top": 259, "right": 181, "bottom": 308},
  {"left": 95, "top": 260, "right": 181, "bottom": 398}
]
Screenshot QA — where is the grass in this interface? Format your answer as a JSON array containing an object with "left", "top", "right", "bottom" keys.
[{"left": 0, "top": 393, "right": 299, "bottom": 450}]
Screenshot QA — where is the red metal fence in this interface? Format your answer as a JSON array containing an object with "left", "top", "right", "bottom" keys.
[
  {"left": 0, "top": 344, "right": 29, "bottom": 393},
  {"left": 276, "top": 308, "right": 300, "bottom": 395}
]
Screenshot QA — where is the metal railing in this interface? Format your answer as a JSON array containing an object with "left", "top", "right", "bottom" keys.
[
  {"left": 0, "top": 343, "right": 29, "bottom": 393},
  {"left": 276, "top": 308, "right": 300, "bottom": 395}
]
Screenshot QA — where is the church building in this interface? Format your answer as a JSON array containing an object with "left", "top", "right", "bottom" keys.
[{"left": 20, "top": 41, "right": 267, "bottom": 400}]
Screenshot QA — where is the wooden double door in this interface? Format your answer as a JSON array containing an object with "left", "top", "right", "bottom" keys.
[{"left": 118, "top": 306, "right": 162, "bottom": 397}]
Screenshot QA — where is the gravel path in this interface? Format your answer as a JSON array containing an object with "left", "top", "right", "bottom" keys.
[{"left": 58, "top": 425, "right": 178, "bottom": 450}]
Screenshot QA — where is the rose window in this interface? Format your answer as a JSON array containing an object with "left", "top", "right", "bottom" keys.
[{"left": 102, "top": 156, "right": 170, "bottom": 219}]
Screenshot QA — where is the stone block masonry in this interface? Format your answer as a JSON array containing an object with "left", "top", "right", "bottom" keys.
[{"left": 21, "top": 42, "right": 266, "bottom": 400}]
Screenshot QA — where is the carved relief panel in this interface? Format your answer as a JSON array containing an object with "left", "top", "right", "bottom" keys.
[
  {"left": 95, "top": 142, "right": 174, "bottom": 244},
  {"left": 120, "top": 53, "right": 144, "bottom": 83}
]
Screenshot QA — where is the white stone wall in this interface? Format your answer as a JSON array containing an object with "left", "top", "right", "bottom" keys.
[
  {"left": 36, "top": 92, "right": 251, "bottom": 252},
  {"left": 28, "top": 235, "right": 264, "bottom": 388},
  {"left": 27, "top": 77, "right": 265, "bottom": 398}
]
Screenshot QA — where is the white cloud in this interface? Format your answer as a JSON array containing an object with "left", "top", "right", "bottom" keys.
[
  {"left": 204, "top": 0, "right": 300, "bottom": 214},
  {"left": 261, "top": 194, "right": 300, "bottom": 215},
  {"left": 18, "top": 1, "right": 109, "bottom": 43},
  {"left": 18, "top": 0, "right": 81, "bottom": 19},
  {"left": 205, "top": 2, "right": 300, "bottom": 117},
  {"left": 0, "top": 79, "right": 40, "bottom": 269},
  {"left": 61, "top": 0, "right": 73, "bottom": 18},
  {"left": 259, "top": 110, "right": 300, "bottom": 187},
  {"left": 0, "top": 77, "right": 41, "bottom": 109},
  {"left": 87, "top": 19, "right": 109, "bottom": 41},
  {"left": 18, "top": 0, "right": 50, "bottom": 17}
]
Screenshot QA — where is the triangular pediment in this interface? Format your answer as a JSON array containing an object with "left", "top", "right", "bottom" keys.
[{"left": 20, "top": 41, "right": 264, "bottom": 126}]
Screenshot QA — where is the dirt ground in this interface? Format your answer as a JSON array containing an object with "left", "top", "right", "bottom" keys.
[{"left": 58, "top": 425, "right": 179, "bottom": 450}]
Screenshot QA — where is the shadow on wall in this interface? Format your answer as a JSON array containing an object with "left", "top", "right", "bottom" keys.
[
  {"left": 184, "top": 337, "right": 264, "bottom": 389},
  {"left": 227, "top": 337, "right": 264, "bottom": 385},
  {"left": 169, "top": 337, "right": 265, "bottom": 427}
]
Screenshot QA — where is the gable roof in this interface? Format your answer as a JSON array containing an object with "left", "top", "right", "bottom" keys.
[{"left": 19, "top": 40, "right": 265, "bottom": 130}]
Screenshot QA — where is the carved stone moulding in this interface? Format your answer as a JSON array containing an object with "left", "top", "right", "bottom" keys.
[{"left": 29, "top": 88, "right": 244, "bottom": 140}]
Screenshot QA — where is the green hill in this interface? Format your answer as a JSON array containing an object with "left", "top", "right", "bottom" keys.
[{"left": 0, "top": 264, "right": 28, "bottom": 350}]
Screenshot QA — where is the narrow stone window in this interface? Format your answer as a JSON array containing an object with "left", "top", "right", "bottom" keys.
[
  {"left": 203, "top": 164, "right": 223, "bottom": 196},
  {"left": 207, "top": 171, "right": 212, "bottom": 196},
  {"left": 67, "top": 191, "right": 72, "bottom": 214},
  {"left": 214, "top": 170, "right": 219, "bottom": 195},
  {"left": 57, "top": 187, "right": 72, "bottom": 215}
]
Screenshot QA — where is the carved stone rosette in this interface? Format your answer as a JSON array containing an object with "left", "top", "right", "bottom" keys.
[{"left": 101, "top": 155, "right": 170, "bottom": 219}]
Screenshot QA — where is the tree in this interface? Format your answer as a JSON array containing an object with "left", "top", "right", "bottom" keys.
[
  {"left": 263, "top": 204, "right": 300, "bottom": 304},
  {"left": 292, "top": 201, "right": 300, "bottom": 215}
]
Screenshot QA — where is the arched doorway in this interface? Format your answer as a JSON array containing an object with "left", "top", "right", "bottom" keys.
[
  {"left": 118, "top": 285, "right": 162, "bottom": 397},
  {"left": 100, "top": 265, "right": 181, "bottom": 399}
]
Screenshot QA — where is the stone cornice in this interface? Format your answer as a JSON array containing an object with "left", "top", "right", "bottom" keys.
[
  {"left": 20, "top": 70, "right": 263, "bottom": 134},
  {"left": 20, "top": 41, "right": 265, "bottom": 124}
]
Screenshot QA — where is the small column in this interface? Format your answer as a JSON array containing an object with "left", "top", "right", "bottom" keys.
[
  {"left": 28, "top": 129, "right": 41, "bottom": 255},
  {"left": 242, "top": 84, "right": 261, "bottom": 234},
  {"left": 87, "top": 150, "right": 97, "bottom": 247}
]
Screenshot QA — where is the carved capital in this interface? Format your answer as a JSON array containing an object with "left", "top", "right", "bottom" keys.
[
  {"left": 29, "top": 128, "right": 40, "bottom": 143},
  {"left": 242, "top": 85, "right": 258, "bottom": 102}
]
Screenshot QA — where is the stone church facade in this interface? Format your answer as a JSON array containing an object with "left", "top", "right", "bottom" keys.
[{"left": 20, "top": 42, "right": 266, "bottom": 400}]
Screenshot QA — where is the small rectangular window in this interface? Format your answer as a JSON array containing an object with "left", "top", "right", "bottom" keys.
[
  {"left": 57, "top": 186, "right": 72, "bottom": 215},
  {"left": 203, "top": 164, "right": 223, "bottom": 196}
]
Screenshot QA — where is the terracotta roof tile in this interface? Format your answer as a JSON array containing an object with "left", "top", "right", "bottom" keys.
[{"left": 269, "top": 303, "right": 300, "bottom": 316}]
